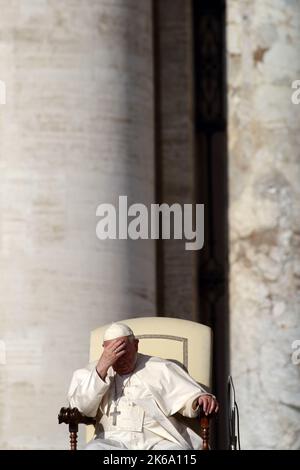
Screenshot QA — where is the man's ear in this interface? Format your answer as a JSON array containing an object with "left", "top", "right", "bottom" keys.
[{"left": 134, "top": 339, "right": 139, "bottom": 350}]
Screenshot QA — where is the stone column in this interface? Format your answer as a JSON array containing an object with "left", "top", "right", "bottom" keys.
[
  {"left": 228, "top": 0, "right": 300, "bottom": 449},
  {"left": 154, "top": 0, "right": 198, "bottom": 320},
  {"left": 0, "top": 0, "right": 155, "bottom": 449}
]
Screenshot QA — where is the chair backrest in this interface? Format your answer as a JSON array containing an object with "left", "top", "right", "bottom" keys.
[{"left": 87, "top": 316, "right": 212, "bottom": 442}]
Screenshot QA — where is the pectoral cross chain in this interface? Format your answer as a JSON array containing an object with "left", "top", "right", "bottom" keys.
[{"left": 110, "top": 405, "right": 121, "bottom": 426}]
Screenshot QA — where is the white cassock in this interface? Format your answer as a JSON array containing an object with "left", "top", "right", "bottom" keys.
[{"left": 68, "top": 353, "right": 213, "bottom": 450}]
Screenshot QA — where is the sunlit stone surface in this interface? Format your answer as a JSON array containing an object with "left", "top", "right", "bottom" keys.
[
  {"left": 0, "top": 0, "right": 155, "bottom": 449},
  {"left": 228, "top": 0, "right": 300, "bottom": 450}
]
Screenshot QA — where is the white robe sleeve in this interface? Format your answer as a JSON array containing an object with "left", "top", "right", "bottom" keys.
[
  {"left": 178, "top": 394, "right": 215, "bottom": 418},
  {"left": 67, "top": 366, "right": 110, "bottom": 417},
  {"left": 146, "top": 359, "right": 214, "bottom": 418}
]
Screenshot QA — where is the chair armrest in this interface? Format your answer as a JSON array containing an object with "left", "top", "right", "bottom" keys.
[
  {"left": 58, "top": 407, "right": 96, "bottom": 450},
  {"left": 58, "top": 406, "right": 213, "bottom": 450}
]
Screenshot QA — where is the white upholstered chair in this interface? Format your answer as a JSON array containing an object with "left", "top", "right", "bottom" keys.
[{"left": 59, "top": 317, "right": 213, "bottom": 450}]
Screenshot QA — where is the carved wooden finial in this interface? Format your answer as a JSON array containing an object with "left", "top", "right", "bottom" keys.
[{"left": 200, "top": 414, "right": 210, "bottom": 450}]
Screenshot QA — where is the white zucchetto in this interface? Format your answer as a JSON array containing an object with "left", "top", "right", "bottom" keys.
[{"left": 103, "top": 322, "right": 134, "bottom": 341}]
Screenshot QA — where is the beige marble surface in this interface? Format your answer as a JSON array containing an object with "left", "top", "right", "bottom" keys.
[
  {"left": 0, "top": 0, "right": 155, "bottom": 449},
  {"left": 228, "top": 0, "right": 300, "bottom": 449}
]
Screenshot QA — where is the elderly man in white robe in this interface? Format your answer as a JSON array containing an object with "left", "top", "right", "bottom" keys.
[{"left": 68, "top": 322, "right": 219, "bottom": 450}]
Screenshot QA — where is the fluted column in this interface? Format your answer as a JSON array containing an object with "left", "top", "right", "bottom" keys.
[
  {"left": 228, "top": 0, "right": 300, "bottom": 449},
  {"left": 0, "top": 0, "right": 155, "bottom": 449}
]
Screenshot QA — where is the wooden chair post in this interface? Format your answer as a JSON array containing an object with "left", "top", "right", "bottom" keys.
[
  {"left": 200, "top": 414, "right": 210, "bottom": 450},
  {"left": 69, "top": 422, "right": 78, "bottom": 451},
  {"left": 58, "top": 407, "right": 96, "bottom": 450}
]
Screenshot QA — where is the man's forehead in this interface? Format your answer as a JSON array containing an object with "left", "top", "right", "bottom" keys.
[{"left": 103, "top": 335, "right": 132, "bottom": 345}]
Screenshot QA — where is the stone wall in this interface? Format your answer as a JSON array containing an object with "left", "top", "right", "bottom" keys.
[{"left": 228, "top": 0, "right": 300, "bottom": 449}]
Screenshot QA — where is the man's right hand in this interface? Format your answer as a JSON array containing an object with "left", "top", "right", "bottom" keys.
[{"left": 96, "top": 339, "right": 127, "bottom": 380}]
